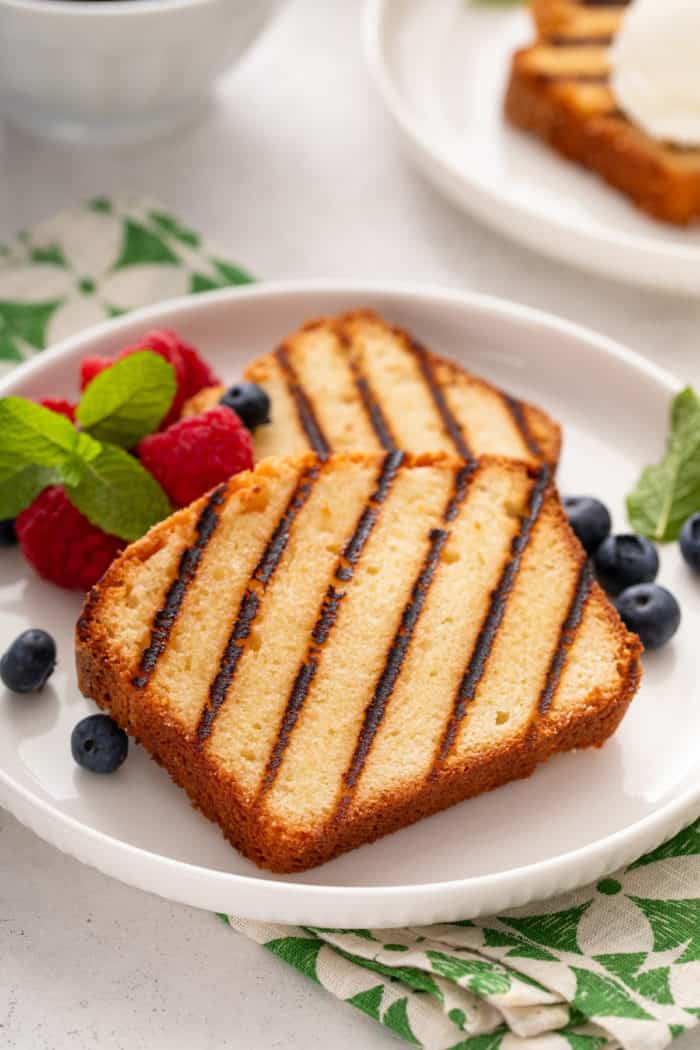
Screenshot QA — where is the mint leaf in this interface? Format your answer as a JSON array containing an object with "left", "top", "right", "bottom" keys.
[
  {"left": 57, "top": 430, "right": 102, "bottom": 488},
  {"left": 0, "top": 464, "right": 59, "bottom": 519},
  {"left": 627, "top": 386, "right": 700, "bottom": 541},
  {"left": 0, "top": 398, "right": 104, "bottom": 516},
  {"left": 0, "top": 396, "right": 78, "bottom": 468},
  {"left": 65, "top": 443, "right": 171, "bottom": 541},
  {"left": 76, "top": 350, "right": 176, "bottom": 447}
]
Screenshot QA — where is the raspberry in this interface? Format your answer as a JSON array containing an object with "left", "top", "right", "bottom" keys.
[
  {"left": 78, "top": 331, "right": 219, "bottom": 428},
  {"left": 122, "top": 330, "right": 220, "bottom": 407},
  {"left": 79, "top": 355, "right": 112, "bottom": 391},
  {"left": 178, "top": 342, "right": 221, "bottom": 398},
  {"left": 39, "top": 398, "right": 76, "bottom": 422},
  {"left": 138, "top": 406, "right": 253, "bottom": 507},
  {"left": 16, "top": 487, "right": 123, "bottom": 591}
]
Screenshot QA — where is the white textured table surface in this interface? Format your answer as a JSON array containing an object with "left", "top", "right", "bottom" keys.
[{"left": 2, "top": 2, "right": 700, "bottom": 1048}]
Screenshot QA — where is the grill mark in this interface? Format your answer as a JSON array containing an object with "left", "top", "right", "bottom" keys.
[
  {"left": 330, "top": 462, "right": 473, "bottom": 816},
  {"left": 433, "top": 466, "right": 551, "bottom": 769},
  {"left": 255, "top": 466, "right": 320, "bottom": 585},
  {"left": 337, "top": 328, "right": 398, "bottom": 452},
  {"left": 197, "top": 591, "right": 261, "bottom": 741},
  {"left": 538, "top": 559, "right": 594, "bottom": 716},
  {"left": 312, "top": 585, "right": 345, "bottom": 647},
  {"left": 335, "top": 527, "right": 449, "bottom": 818},
  {"left": 196, "top": 463, "right": 321, "bottom": 743},
  {"left": 261, "top": 653, "right": 322, "bottom": 791},
  {"left": 336, "top": 449, "right": 405, "bottom": 581},
  {"left": 444, "top": 463, "right": 477, "bottom": 524},
  {"left": 408, "top": 341, "right": 474, "bottom": 463},
  {"left": 132, "top": 486, "right": 226, "bottom": 688},
  {"left": 503, "top": 395, "right": 544, "bottom": 459},
  {"left": 544, "top": 73, "right": 608, "bottom": 83},
  {"left": 548, "top": 34, "right": 613, "bottom": 46},
  {"left": 275, "top": 346, "right": 331, "bottom": 460},
  {"left": 351, "top": 371, "right": 397, "bottom": 452},
  {"left": 258, "top": 451, "right": 406, "bottom": 791}
]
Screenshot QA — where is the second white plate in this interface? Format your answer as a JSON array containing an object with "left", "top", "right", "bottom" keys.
[{"left": 363, "top": 0, "right": 700, "bottom": 295}]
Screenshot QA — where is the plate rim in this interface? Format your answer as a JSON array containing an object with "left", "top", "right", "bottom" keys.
[
  {"left": 1, "top": 277, "right": 695, "bottom": 926},
  {"left": 362, "top": 0, "right": 700, "bottom": 295}
]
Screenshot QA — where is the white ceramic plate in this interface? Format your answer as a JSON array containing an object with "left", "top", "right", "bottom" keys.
[
  {"left": 363, "top": 0, "right": 700, "bottom": 295},
  {"left": 1, "top": 281, "right": 697, "bottom": 928}
]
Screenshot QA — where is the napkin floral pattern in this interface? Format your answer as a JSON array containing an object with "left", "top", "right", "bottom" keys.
[{"left": 2, "top": 196, "right": 699, "bottom": 1050}]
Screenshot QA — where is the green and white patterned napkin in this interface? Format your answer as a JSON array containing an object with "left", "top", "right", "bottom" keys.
[
  {"left": 3, "top": 196, "right": 700, "bottom": 1050},
  {"left": 0, "top": 194, "right": 250, "bottom": 373},
  {"left": 224, "top": 822, "right": 700, "bottom": 1050}
]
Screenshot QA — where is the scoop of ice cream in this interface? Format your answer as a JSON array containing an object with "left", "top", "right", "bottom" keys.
[{"left": 611, "top": 0, "right": 700, "bottom": 147}]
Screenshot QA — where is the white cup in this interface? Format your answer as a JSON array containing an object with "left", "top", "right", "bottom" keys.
[{"left": 0, "top": 0, "right": 283, "bottom": 144}]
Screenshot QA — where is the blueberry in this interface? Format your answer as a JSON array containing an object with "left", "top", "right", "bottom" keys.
[
  {"left": 563, "top": 496, "right": 611, "bottom": 554},
  {"left": 593, "top": 533, "right": 659, "bottom": 595},
  {"left": 616, "top": 583, "right": 681, "bottom": 651},
  {"left": 0, "top": 629, "right": 56, "bottom": 693},
  {"left": 0, "top": 519, "right": 16, "bottom": 546},
  {"left": 219, "top": 382, "right": 270, "bottom": 431},
  {"left": 680, "top": 512, "right": 700, "bottom": 573},
  {"left": 71, "top": 714, "right": 128, "bottom": 774}
]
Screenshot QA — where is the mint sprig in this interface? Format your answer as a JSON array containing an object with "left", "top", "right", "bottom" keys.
[
  {"left": 76, "top": 350, "right": 176, "bottom": 447},
  {"left": 627, "top": 386, "right": 700, "bottom": 542},
  {"left": 0, "top": 349, "right": 176, "bottom": 542}
]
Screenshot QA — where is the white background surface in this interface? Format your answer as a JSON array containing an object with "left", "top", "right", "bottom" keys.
[{"left": 1, "top": 2, "right": 700, "bottom": 1048}]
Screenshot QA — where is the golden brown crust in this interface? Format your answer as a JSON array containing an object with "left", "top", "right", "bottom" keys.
[
  {"left": 505, "top": 48, "right": 700, "bottom": 226},
  {"left": 76, "top": 451, "right": 641, "bottom": 874}
]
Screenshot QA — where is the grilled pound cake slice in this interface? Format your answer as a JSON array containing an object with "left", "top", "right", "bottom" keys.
[
  {"left": 506, "top": 0, "right": 700, "bottom": 225},
  {"left": 76, "top": 452, "right": 641, "bottom": 873},
  {"left": 182, "top": 310, "right": 561, "bottom": 468}
]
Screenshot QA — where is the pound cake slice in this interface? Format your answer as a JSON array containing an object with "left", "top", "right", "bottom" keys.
[
  {"left": 76, "top": 452, "right": 641, "bottom": 873},
  {"left": 183, "top": 310, "right": 561, "bottom": 468},
  {"left": 506, "top": 0, "right": 700, "bottom": 225}
]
